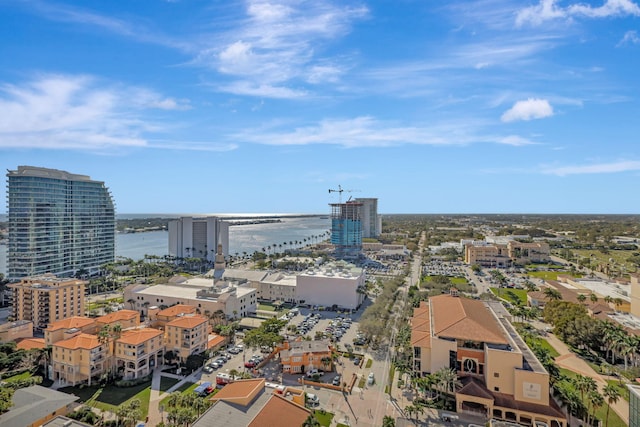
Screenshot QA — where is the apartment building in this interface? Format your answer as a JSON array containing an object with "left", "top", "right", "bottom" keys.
[
  {"left": 52, "top": 333, "right": 107, "bottom": 386},
  {"left": 279, "top": 339, "right": 333, "bottom": 374},
  {"left": 45, "top": 317, "right": 97, "bottom": 346},
  {"left": 148, "top": 304, "right": 197, "bottom": 328},
  {"left": 95, "top": 310, "right": 140, "bottom": 331},
  {"left": 629, "top": 384, "right": 640, "bottom": 427},
  {"left": 168, "top": 216, "right": 229, "bottom": 261},
  {"left": 8, "top": 274, "right": 86, "bottom": 330},
  {"left": 411, "top": 294, "right": 565, "bottom": 427},
  {"left": 165, "top": 315, "right": 209, "bottom": 362},
  {"left": 115, "top": 328, "right": 164, "bottom": 380},
  {"left": 6, "top": 166, "right": 115, "bottom": 280},
  {"left": 507, "top": 241, "right": 550, "bottom": 264}
]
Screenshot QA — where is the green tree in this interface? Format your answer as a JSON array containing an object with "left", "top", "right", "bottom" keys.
[
  {"left": 603, "top": 383, "right": 621, "bottom": 427},
  {"left": 382, "top": 415, "right": 396, "bottom": 427}
]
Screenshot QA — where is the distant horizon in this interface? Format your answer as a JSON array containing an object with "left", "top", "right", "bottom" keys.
[{"left": 2, "top": 212, "right": 640, "bottom": 217}]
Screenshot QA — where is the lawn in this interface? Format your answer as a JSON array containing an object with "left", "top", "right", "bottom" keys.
[
  {"left": 571, "top": 249, "right": 638, "bottom": 274},
  {"left": 490, "top": 288, "right": 528, "bottom": 305},
  {"left": 527, "top": 271, "right": 562, "bottom": 281},
  {"left": 606, "top": 380, "right": 630, "bottom": 402},
  {"left": 159, "top": 376, "right": 180, "bottom": 393},
  {"left": 538, "top": 338, "right": 560, "bottom": 358},
  {"left": 365, "top": 359, "right": 373, "bottom": 369},
  {"left": 559, "top": 369, "right": 626, "bottom": 427},
  {"left": 257, "top": 303, "right": 276, "bottom": 311},
  {"left": 60, "top": 380, "right": 152, "bottom": 418},
  {"left": 314, "top": 409, "right": 334, "bottom": 426},
  {"left": 4, "top": 371, "right": 33, "bottom": 382}
]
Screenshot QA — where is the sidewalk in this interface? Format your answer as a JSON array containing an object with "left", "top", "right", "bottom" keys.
[
  {"left": 146, "top": 366, "right": 204, "bottom": 427},
  {"left": 545, "top": 333, "right": 629, "bottom": 425}
]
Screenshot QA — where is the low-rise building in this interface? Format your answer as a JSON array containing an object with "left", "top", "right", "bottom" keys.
[
  {"left": 125, "top": 276, "right": 257, "bottom": 319},
  {"left": 0, "top": 385, "right": 79, "bottom": 427},
  {"left": 115, "top": 328, "right": 164, "bottom": 380},
  {"left": 295, "top": 261, "right": 365, "bottom": 310},
  {"left": 52, "top": 333, "right": 107, "bottom": 386},
  {"left": 411, "top": 294, "right": 565, "bottom": 427},
  {"left": 464, "top": 241, "right": 549, "bottom": 267},
  {"left": 192, "top": 379, "right": 310, "bottom": 427},
  {"left": 0, "top": 320, "right": 33, "bottom": 343},
  {"left": 464, "top": 242, "right": 511, "bottom": 268},
  {"left": 45, "top": 317, "right": 97, "bottom": 346},
  {"left": 165, "top": 315, "right": 209, "bottom": 362},
  {"left": 96, "top": 310, "right": 140, "bottom": 331},
  {"left": 149, "top": 304, "right": 197, "bottom": 328},
  {"left": 279, "top": 339, "right": 333, "bottom": 374}
]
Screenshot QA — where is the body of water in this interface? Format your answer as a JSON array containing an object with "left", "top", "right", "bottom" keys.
[{"left": 0, "top": 215, "right": 330, "bottom": 275}]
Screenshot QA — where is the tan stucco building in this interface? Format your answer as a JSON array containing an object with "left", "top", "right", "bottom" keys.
[
  {"left": 8, "top": 274, "right": 86, "bottom": 330},
  {"left": 52, "top": 333, "right": 107, "bottom": 386},
  {"left": 45, "top": 317, "right": 97, "bottom": 346},
  {"left": 464, "top": 241, "right": 549, "bottom": 267},
  {"left": 165, "top": 315, "right": 209, "bottom": 362},
  {"left": 95, "top": 309, "right": 140, "bottom": 331},
  {"left": 115, "top": 328, "right": 164, "bottom": 380},
  {"left": 411, "top": 294, "right": 565, "bottom": 427}
]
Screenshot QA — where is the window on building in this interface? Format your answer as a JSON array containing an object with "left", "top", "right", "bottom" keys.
[{"left": 493, "top": 372, "right": 499, "bottom": 378}]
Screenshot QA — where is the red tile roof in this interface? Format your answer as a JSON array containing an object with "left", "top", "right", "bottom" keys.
[
  {"left": 46, "top": 317, "right": 95, "bottom": 331},
  {"left": 117, "top": 328, "right": 163, "bottom": 345},
  {"left": 96, "top": 310, "right": 139, "bottom": 324},
  {"left": 166, "top": 315, "right": 208, "bottom": 329},
  {"left": 16, "top": 338, "right": 46, "bottom": 350},
  {"left": 54, "top": 333, "right": 101, "bottom": 350},
  {"left": 247, "top": 394, "right": 310, "bottom": 427}
]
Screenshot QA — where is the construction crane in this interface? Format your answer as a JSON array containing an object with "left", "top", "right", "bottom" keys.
[{"left": 328, "top": 185, "right": 360, "bottom": 204}]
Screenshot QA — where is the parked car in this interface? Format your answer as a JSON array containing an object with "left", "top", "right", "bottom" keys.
[
  {"left": 244, "top": 361, "right": 256, "bottom": 368},
  {"left": 203, "top": 366, "right": 214, "bottom": 374},
  {"left": 353, "top": 357, "right": 361, "bottom": 365},
  {"left": 367, "top": 372, "right": 375, "bottom": 385},
  {"left": 306, "top": 393, "right": 320, "bottom": 406},
  {"left": 306, "top": 369, "right": 324, "bottom": 378},
  {"left": 332, "top": 375, "right": 341, "bottom": 386}
]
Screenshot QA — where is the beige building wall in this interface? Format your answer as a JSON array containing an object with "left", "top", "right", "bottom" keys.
[
  {"left": 631, "top": 275, "right": 640, "bottom": 317},
  {"left": 0, "top": 320, "right": 33, "bottom": 342},
  {"left": 52, "top": 335, "right": 107, "bottom": 386},
  {"left": 514, "top": 369, "right": 550, "bottom": 406},
  {"left": 115, "top": 329, "right": 164, "bottom": 380},
  {"left": 429, "top": 337, "right": 457, "bottom": 373},
  {"left": 484, "top": 347, "right": 522, "bottom": 396},
  {"left": 8, "top": 275, "right": 86, "bottom": 330},
  {"left": 165, "top": 316, "right": 209, "bottom": 361}
]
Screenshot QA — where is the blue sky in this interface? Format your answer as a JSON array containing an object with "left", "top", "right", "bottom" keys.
[{"left": 1, "top": 0, "right": 639, "bottom": 214}]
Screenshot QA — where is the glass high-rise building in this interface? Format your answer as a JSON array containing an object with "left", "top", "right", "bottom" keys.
[{"left": 6, "top": 166, "right": 115, "bottom": 279}]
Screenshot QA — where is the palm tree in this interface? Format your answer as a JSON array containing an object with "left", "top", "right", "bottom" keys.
[
  {"left": 590, "top": 293, "right": 598, "bottom": 304},
  {"left": 404, "top": 404, "right": 415, "bottom": 420},
  {"left": 543, "top": 287, "right": 562, "bottom": 301},
  {"left": 382, "top": 415, "right": 395, "bottom": 427},
  {"left": 127, "top": 298, "right": 136, "bottom": 309},
  {"left": 577, "top": 294, "right": 587, "bottom": 304},
  {"left": 603, "top": 383, "right": 621, "bottom": 427},
  {"left": 588, "top": 389, "right": 604, "bottom": 426},
  {"left": 302, "top": 414, "right": 320, "bottom": 427}
]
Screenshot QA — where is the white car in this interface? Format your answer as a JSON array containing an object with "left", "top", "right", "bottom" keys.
[
  {"left": 306, "top": 393, "right": 320, "bottom": 406},
  {"left": 306, "top": 369, "right": 324, "bottom": 378},
  {"left": 367, "top": 372, "right": 375, "bottom": 385}
]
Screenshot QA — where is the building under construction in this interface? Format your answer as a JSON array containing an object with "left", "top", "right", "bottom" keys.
[{"left": 330, "top": 200, "right": 363, "bottom": 259}]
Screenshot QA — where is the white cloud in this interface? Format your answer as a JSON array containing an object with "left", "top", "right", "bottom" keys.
[
  {"left": 618, "top": 30, "right": 640, "bottom": 45},
  {"left": 496, "top": 135, "right": 537, "bottom": 146},
  {"left": 203, "top": 0, "right": 368, "bottom": 98},
  {"left": 501, "top": 98, "right": 554, "bottom": 122},
  {"left": 0, "top": 75, "right": 198, "bottom": 151},
  {"left": 233, "top": 116, "right": 534, "bottom": 148},
  {"left": 517, "top": 0, "right": 640, "bottom": 27},
  {"left": 542, "top": 160, "right": 640, "bottom": 176}
]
